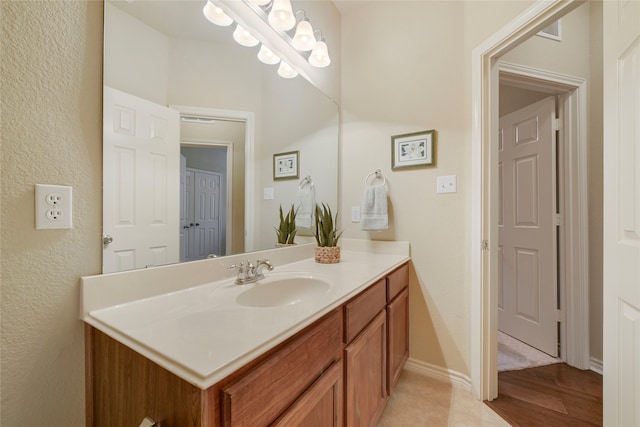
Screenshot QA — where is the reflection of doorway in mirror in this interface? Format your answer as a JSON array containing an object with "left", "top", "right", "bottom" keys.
[{"left": 180, "top": 149, "right": 226, "bottom": 261}]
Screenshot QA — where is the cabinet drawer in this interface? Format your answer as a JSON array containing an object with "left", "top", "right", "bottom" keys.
[
  {"left": 386, "top": 263, "right": 409, "bottom": 302},
  {"left": 344, "top": 279, "right": 386, "bottom": 343},
  {"left": 221, "top": 309, "right": 343, "bottom": 427}
]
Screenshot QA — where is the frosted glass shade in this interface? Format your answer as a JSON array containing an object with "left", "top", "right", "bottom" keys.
[
  {"left": 257, "top": 44, "right": 281, "bottom": 65},
  {"left": 268, "top": 0, "right": 295, "bottom": 31},
  {"left": 248, "top": 0, "right": 271, "bottom": 5},
  {"left": 292, "top": 20, "right": 316, "bottom": 51},
  {"left": 233, "top": 24, "right": 259, "bottom": 47},
  {"left": 277, "top": 61, "right": 298, "bottom": 79},
  {"left": 309, "top": 40, "right": 331, "bottom": 68},
  {"left": 202, "top": 1, "right": 233, "bottom": 26}
]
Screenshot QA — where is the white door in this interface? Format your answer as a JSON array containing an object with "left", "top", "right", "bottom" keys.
[
  {"left": 103, "top": 87, "right": 180, "bottom": 273},
  {"left": 498, "top": 96, "right": 558, "bottom": 356},
  {"left": 179, "top": 155, "right": 187, "bottom": 262},
  {"left": 193, "top": 170, "right": 221, "bottom": 258},
  {"left": 603, "top": 1, "right": 640, "bottom": 425},
  {"left": 183, "top": 169, "right": 196, "bottom": 262}
]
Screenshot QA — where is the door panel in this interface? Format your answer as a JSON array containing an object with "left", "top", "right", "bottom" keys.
[
  {"left": 498, "top": 96, "right": 558, "bottom": 356},
  {"left": 194, "top": 171, "right": 221, "bottom": 258},
  {"left": 603, "top": 0, "right": 640, "bottom": 423},
  {"left": 103, "top": 87, "right": 180, "bottom": 273}
]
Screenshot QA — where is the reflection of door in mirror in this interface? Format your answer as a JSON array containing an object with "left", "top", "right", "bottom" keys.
[
  {"left": 103, "top": 87, "right": 181, "bottom": 273},
  {"left": 181, "top": 167, "right": 222, "bottom": 262}
]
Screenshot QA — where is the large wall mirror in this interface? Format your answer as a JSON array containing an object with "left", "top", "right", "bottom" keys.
[{"left": 103, "top": 0, "right": 339, "bottom": 273}]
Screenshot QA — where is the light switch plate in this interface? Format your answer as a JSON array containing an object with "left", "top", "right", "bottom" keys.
[
  {"left": 436, "top": 175, "right": 457, "bottom": 194},
  {"left": 263, "top": 187, "right": 274, "bottom": 200},
  {"left": 351, "top": 206, "right": 361, "bottom": 222}
]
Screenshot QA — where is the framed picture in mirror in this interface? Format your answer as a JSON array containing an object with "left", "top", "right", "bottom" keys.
[{"left": 273, "top": 151, "right": 300, "bottom": 180}]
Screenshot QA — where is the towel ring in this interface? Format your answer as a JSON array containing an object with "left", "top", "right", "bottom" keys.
[
  {"left": 299, "top": 175, "right": 314, "bottom": 189},
  {"left": 365, "top": 170, "right": 386, "bottom": 186}
]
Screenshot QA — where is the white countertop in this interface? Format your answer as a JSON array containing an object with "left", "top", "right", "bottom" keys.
[{"left": 81, "top": 240, "right": 410, "bottom": 389}]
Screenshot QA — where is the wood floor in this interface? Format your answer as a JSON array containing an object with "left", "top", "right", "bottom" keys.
[{"left": 485, "top": 363, "right": 602, "bottom": 427}]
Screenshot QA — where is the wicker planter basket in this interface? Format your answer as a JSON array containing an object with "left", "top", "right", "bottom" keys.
[{"left": 314, "top": 246, "right": 341, "bottom": 264}]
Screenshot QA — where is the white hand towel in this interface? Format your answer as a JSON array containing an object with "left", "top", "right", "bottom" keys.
[
  {"left": 295, "top": 186, "right": 315, "bottom": 229},
  {"left": 360, "top": 185, "right": 388, "bottom": 231}
]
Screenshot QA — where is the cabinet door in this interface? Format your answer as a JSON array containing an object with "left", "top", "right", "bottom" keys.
[
  {"left": 221, "top": 310, "right": 343, "bottom": 427},
  {"left": 387, "top": 287, "right": 409, "bottom": 394},
  {"left": 345, "top": 311, "right": 387, "bottom": 427},
  {"left": 272, "top": 359, "right": 343, "bottom": 427}
]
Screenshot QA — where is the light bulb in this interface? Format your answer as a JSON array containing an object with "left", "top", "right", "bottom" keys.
[
  {"left": 233, "top": 24, "right": 259, "bottom": 47},
  {"left": 268, "top": 0, "right": 295, "bottom": 31},
  {"left": 277, "top": 61, "right": 298, "bottom": 79},
  {"left": 257, "top": 44, "right": 281, "bottom": 65},
  {"left": 202, "top": 1, "right": 233, "bottom": 26},
  {"left": 309, "top": 40, "right": 330, "bottom": 68},
  {"left": 292, "top": 19, "right": 316, "bottom": 51}
]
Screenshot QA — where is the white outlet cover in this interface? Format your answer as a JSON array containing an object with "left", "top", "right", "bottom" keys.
[
  {"left": 36, "top": 184, "right": 73, "bottom": 229},
  {"left": 436, "top": 175, "right": 457, "bottom": 194}
]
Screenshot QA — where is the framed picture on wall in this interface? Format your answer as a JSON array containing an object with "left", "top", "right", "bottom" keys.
[
  {"left": 273, "top": 151, "right": 299, "bottom": 180},
  {"left": 391, "top": 129, "right": 436, "bottom": 170}
]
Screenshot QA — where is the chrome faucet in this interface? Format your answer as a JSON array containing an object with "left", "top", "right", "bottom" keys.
[{"left": 229, "top": 259, "right": 274, "bottom": 284}]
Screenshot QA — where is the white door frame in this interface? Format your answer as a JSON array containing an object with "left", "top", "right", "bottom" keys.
[
  {"left": 499, "top": 61, "right": 590, "bottom": 367},
  {"left": 170, "top": 105, "right": 256, "bottom": 253},
  {"left": 470, "top": 0, "right": 588, "bottom": 401}
]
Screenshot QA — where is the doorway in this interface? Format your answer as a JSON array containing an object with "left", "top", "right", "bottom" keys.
[{"left": 470, "top": 0, "right": 592, "bottom": 401}]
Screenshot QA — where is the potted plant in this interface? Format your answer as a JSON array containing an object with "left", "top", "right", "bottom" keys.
[
  {"left": 275, "top": 204, "right": 297, "bottom": 247},
  {"left": 313, "top": 203, "right": 343, "bottom": 263}
]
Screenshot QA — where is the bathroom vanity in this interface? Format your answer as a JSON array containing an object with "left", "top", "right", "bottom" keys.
[{"left": 81, "top": 240, "right": 410, "bottom": 426}]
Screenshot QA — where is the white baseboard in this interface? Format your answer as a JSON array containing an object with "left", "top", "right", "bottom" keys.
[
  {"left": 404, "top": 358, "right": 472, "bottom": 392},
  {"left": 590, "top": 357, "right": 603, "bottom": 375}
]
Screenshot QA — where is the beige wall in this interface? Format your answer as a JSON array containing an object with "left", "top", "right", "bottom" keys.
[
  {"left": 1, "top": 1, "right": 103, "bottom": 426},
  {"left": 340, "top": 0, "right": 535, "bottom": 375}
]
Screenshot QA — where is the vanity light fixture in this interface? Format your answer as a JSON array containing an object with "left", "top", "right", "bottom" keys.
[
  {"left": 309, "top": 31, "right": 330, "bottom": 68},
  {"left": 202, "top": 0, "right": 233, "bottom": 26},
  {"left": 291, "top": 11, "right": 316, "bottom": 52},
  {"left": 233, "top": 24, "right": 260, "bottom": 47},
  {"left": 257, "top": 44, "right": 281, "bottom": 65},
  {"left": 277, "top": 61, "right": 298, "bottom": 79},
  {"left": 268, "top": 0, "right": 296, "bottom": 31}
]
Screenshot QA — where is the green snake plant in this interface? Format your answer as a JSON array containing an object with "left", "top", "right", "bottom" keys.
[
  {"left": 313, "top": 203, "right": 343, "bottom": 247},
  {"left": 275, "top": 204, "right": 297, "bottom": 244}
]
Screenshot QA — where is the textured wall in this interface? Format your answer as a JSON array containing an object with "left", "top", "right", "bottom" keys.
[{"left": 0, "top": 1, "right": 103, "bottom": 425}]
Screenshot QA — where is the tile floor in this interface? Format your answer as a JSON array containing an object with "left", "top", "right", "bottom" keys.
[{"left": 377, "top": 370, "right": 509, "bottom": 426}]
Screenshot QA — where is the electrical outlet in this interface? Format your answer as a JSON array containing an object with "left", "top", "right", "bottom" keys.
[
  {"left": 36, "top": 184, "right": 73, "bottom": 229},
  {"left": 45, "top": 193, "right": 63, "bottom": 206}
]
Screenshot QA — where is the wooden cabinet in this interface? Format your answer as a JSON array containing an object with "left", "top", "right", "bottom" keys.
[
  {"left": 387, "top": 287, "right": 409, "bottom": 394},
  {"left": 272, "top": 359, "right": 343, "bottom": 427},
  {"left": 344, "top": 311, "right": 387, "bottom": 427},
  {"left": 221, "top": 309, "right": 343, "bottom": 427},
  {"left": 87, "top": 262, "right": 410, "bottom": 427},
  {"left": 386, "top": 264, "right": 409, "bottom": 394}
]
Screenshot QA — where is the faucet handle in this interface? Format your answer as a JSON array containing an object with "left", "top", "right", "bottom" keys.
[{"left": 228, "top": 262, "right": 244, "bottom": 272}]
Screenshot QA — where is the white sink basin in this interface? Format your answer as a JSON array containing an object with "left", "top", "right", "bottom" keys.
[{"left": 236, "top": 274, "right": 331, "bottom": 308}]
